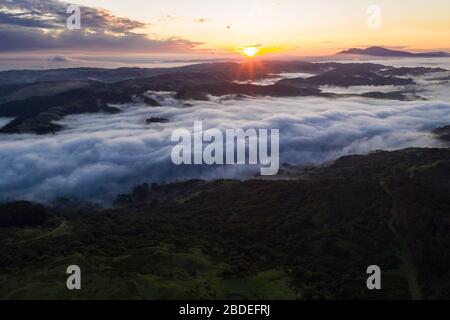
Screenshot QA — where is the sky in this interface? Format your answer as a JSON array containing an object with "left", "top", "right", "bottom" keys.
[{"left": 0, "top": 0, "right": 449, "bottom": 59}]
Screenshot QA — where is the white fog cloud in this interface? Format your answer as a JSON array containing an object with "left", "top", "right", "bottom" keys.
[{"left": 1, "top": 88, "right": 450, "bottom": 204}]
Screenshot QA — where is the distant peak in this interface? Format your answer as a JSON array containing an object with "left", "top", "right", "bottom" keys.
[{"left": 337, "top": 46, "right": 449, "bottom": 58}]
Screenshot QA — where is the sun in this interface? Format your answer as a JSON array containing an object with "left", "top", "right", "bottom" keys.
[{"left": 242, "top": 46, "right": 259, "bottom": 58}]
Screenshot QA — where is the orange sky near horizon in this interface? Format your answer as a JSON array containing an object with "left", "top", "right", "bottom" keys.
[
  {"left": 1, "top": 0, "right": 448, "bottom": 59},
  {"left": 68, "top": 0, "right": 450, "bottom": 57}
]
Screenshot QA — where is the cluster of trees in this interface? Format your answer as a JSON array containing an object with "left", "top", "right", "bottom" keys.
[
  {"left": 1, "top": 148, "right": 449, "bottom": 299},
  {"left": 0, "top": 201, "right": 47, "bottom": 227}
]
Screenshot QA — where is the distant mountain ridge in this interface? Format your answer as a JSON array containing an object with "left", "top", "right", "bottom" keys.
[
  {"left": 0, "top": 60, "right": 446, "bottom": 134},
  {"left": 337, "top": 46, "right": 450, "bottom": 58}
]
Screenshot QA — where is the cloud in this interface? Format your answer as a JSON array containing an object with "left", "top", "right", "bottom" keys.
[
  {"left": 0, "top": 10, "right": 61, "bottom": 29},
  {"left": 0, "top": 26, "right": 202, "bottom": 52},
  {"left": 50, "top": 55, "right": 70, "bottom": 62},
  {"left": 0, "top": 58, "right": 449, "bottom": 203},
  {"left": 0, "top": 79, "right": 449, "bottom": 204},
  {"left": 158, "top": 15, "right": 177, "bottom": 22},
  {"left": 0, "top": 0, "right": 145, "bottom": 32},
  {"left": 0, "top": 0, "right": 202, "bottom": 53},
  {"left": 194, "top": 18, "right": 209, "bottom": 23},
  {"left": 244, "top": 43, "right": 262, "bottom": 48}
]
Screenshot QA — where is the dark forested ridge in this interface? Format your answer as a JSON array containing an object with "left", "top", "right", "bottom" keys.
[
  {"left": 0, "top": 61, "right": 445, "bottom": 134},
  {"left": 0, "top": 147, "right": 449, "bottom": 299}
]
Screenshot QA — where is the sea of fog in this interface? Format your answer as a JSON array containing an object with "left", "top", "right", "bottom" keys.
[{"left": 0, "top": 58, "right": 449, "bottom": 203}]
